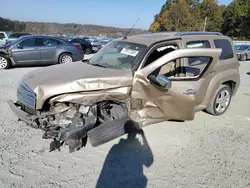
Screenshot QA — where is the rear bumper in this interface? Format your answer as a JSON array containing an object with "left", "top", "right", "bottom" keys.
[
  {"left": 73, "top": 51, "right": 84, "bottom": 61},
  {"left": 7, "top": 100, "right": 38, "bottom": 126}
]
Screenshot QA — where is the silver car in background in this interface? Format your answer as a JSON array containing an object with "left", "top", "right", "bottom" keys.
[
  {"left": 235, "top": 44, "right": 250, "bottom": 61},
  {"left": 0, "top": 35, "right": 84, "bottom": 69}
]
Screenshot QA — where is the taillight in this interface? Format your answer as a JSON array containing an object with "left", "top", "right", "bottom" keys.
[{"left": 75, "top": 45, "right": 82, "bottom": 51}]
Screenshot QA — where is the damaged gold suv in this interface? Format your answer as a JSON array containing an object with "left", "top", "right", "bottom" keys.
[{"left": 8, "top": 32, "right": 240, "bottom": 152}]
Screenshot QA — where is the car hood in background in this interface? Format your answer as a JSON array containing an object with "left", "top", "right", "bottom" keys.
[
  {"left": 236, "top": 49, "right": 247, "bottom": 53},
  {"left": 21, "top": 61, "right": 133, "bottom": 108}
]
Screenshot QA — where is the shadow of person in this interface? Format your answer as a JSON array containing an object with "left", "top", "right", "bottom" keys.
[{"left": 96, "top": 127, "right": 154, "bottom": 188}]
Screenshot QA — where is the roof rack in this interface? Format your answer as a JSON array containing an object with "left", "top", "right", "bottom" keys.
[{"left": 175, "top": 32, "right": 223, "bottom": 36}]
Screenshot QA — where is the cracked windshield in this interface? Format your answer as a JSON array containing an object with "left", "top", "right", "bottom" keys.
[{"left": 89, "top": 41, "right": 146, "bottom": 70}]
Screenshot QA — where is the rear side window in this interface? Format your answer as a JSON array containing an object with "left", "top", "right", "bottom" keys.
[
  {"left": 214, "top": 39, "right": 234, "bottom": 60},
  {"left": 41, "top": 38, "right": 62, "bottom": 47},
  {"left": 71, "top": 39, "right": 79, "bottom": 43},
  {"left": 186, "top": 40, "right": 211, "bottom": 48},
  {"left": 186, "top": 41, "right": 211, "bottom": 66}
]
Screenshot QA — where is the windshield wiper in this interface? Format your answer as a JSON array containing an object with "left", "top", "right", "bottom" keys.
[{"left": 91, "top": 64, "right": 107, "bottom": 68}]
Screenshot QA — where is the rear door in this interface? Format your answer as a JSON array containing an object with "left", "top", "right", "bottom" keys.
[
  {"left": 39, "top": 38, "right": 63, "bottom": 64},
  {"left": 181, "top": 38, "right": 219, "bottom": 106},
  {"left": 11, "top": 38, "right": 41, "bottom": 65},
  {"left": 131, "top": 48, "right": 222, "bottom": 122}
]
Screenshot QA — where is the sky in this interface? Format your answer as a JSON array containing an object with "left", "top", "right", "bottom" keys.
[{"left": 1, "top": 0, "right": 233, "bottom": 30}]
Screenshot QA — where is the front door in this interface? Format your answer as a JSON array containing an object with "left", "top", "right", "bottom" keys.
[
  {"left": 11, "top": 38, "right": 41, "bottom": 65},
  {"left": 131, "top": 48, "right": 222, "bottom": 122}
]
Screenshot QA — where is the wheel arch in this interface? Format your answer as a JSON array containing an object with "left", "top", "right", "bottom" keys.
[
  {"left": 0, "top": 52, "right": 12, "bottom": 68},
  {"left": 222, "top": 80, "right": 236, "bottom": 93}
]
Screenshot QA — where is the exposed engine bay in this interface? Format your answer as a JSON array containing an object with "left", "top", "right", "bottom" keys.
[{"left": 27, "top": 100, "right": 130, "bottom": 153}]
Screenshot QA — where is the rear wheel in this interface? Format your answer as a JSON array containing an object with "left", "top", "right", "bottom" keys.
[
  {"left": 205, "top": 84, "right": 232, "bottom": 116},
  {"left": 59, "top": 53, "right": 73, "bottom": 64},
  {"left": 85, "top": 48, "right": 92, "bottom": 54},
  {"left": 0, "top": 55, "right": 11, "bottom": 69}
]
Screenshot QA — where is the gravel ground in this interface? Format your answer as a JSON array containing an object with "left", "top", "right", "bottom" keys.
[{"left": 0, "top": 60, "right": 250, "bottom": 188}]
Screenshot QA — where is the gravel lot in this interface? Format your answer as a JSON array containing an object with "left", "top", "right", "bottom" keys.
[{"left": 0, "top": 60, "right": 250, "bottom": 188}]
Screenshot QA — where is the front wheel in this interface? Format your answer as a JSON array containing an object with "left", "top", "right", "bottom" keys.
[
  {"left": 87, "top": 117, "right": 138, "bottom": 147},
  {"left": 59, "top": 53, "right": 73, "bottom": 64},
  {"left": 205, "top": 84, "right": 232, "bottom": 116},
  {"left": 0, "top": 55, "right": 11, "bottom": 69}
]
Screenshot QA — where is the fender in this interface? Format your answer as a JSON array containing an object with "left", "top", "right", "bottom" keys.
[
  {"left": 220, "top": 69, "right": 240, "bottom": 96},
  {"left": 196, "top": 74, "right": 221, "bottom": 111}
]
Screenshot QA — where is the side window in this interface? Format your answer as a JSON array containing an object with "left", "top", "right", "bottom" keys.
[
  {"left": 186, "top": 41, "right": 211, "bottom": 66},
  {"left": 71, "top": 39, "right": 79, "bottom": 43},
  {"left": 0, "top": 33, "right": 6, "bottom": 39},
  {"left": 186, "top": 40, "right": 211, "bottom": 48},
  {"left": 152, "top": 56, "right": 211, "bottom": 79},
  {"left": 18, "top": 38, "right": 38, "bottom": 49},
  {"left": 143, "top": 45, "right": 178, "bottom": 68},
  {"left": 214, "top": 39, "right": 234, "bottom": 60},
  {"left": 41, "top": 38, "right": 62, "bottom": 47}
]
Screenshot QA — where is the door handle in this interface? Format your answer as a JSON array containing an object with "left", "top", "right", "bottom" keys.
[{"left": 183, "top": 89, "right": 199, "bottom": 95}]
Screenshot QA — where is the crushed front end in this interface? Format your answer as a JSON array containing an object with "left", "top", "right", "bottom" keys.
[{"left": 8, "top": 80, "right": 137, "bottom": 153}]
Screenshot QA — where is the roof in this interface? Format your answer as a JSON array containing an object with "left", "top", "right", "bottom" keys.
[{"left": 117, "top": 32, "right": 223, "bottom": 46}]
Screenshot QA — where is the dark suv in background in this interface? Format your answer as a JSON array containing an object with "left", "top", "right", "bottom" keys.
[{"left": 0, "top": 35, "right": 84, "bottom": 69}]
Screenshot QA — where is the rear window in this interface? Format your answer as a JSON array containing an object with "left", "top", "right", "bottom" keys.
[{"left": 214, "top": 39, "right": 234, "bottom": 60}]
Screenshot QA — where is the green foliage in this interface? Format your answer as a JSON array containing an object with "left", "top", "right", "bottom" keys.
[{"left": 149, "top": 0, "right": 250, "bottom": 39}]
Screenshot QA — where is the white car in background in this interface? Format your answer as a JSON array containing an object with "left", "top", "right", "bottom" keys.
[{"left": 0, "top": 31, "right": 8, "bottom": 46}]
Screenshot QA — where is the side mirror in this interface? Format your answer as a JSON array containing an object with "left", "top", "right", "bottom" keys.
[
  {"left": 148, "top": 74, "right": 172, "bottom": 90},
  {"left": 17, "top": 44, "right": 23, "bottom": 49}
]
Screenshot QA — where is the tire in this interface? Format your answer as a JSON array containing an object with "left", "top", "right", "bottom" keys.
[
  {"left": 87, "top": 117, "right": 137, "bottom": 147},
  {"left": 205, "top": 84, "right": 232, "bottom": 116},
  {"left": 58, "top": 53, "right": 73, "bottom": 64},
  {"left": 0, "top": 55, "right": 11, "bottom": 69},
  {"left": 240, "top": 54, "right": 247, "bottom": 61},
  {"left": 85, "top": 48, "right": 92, "bottom": 54}
]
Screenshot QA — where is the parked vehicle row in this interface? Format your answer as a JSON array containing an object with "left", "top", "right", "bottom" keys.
[
  {"left": 0, "top": 31, "right": 31, "bottom": 46},
  {"left": 0, "top": 35, "right": 84, "bottom": 69},
  {"left": 62, "top": 37, "right": 93, "bottom": 54}
]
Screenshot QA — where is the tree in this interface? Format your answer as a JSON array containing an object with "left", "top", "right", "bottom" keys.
[{"left": 222, "top": 0, "right": 250, "bottom": 39}]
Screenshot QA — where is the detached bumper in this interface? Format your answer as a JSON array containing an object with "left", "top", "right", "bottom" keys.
[{"left": 7, "top": 100, "right": 38, "bottom": 126}]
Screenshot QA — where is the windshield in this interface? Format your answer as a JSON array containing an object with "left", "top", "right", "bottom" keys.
[
  {"left": 236, "top": 45, "right": 250, "bottom": 50},
  {"left": 88, "top": 40, "right": 146, "bottom": 70},
  {"left": 6, "top": 36, "right": 26, "bottom": 46}
]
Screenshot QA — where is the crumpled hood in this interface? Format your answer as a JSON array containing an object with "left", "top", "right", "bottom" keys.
[{"left": 22, "top": 61, "right": 133, "bottom": 106}]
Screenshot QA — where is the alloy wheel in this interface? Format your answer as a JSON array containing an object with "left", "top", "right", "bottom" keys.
[
  {"left": 61, "top": 55, "right": 73, "bottom": 64},
  {"left": 0, "top": 56, "right": 8, "bottom": 69},
  {"left": 215, "top": 89, "right": 230, "bottom": 113}
]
